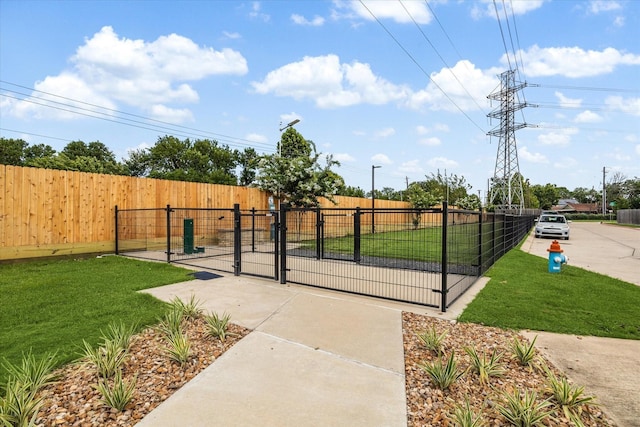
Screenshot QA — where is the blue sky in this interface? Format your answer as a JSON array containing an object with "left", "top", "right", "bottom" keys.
[{"left": 1, "top": 0, "right": 639, "bottom": 198}]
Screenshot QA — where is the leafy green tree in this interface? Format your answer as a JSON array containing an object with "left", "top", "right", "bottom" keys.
[
  {"left": 455, "top": 194, "right": 481, "bottom": 211},
  {"left": 255, "top": 127, "right": 343, "bottom": 208},
  {"left": 571, "top": 187, "right": 600, "bottom": 204},
  {"left": 367, "top": 187, "right": 403, "bottom": 201},
  {"left": 338, "top": 186, "right": 366, "bottom": 198},
  {"left": 531, "top": 183, "right": 560, "bottom": 210},
  {"left": 125, "top": 136, "right": 238, "bottom": 184},
  {"left": 0, "top": 137, "right": 28, "bottom": 165},
  {"left": 414, "top": 171, "right": 470, "bottom": 204},
  {"left": 238, "top": 147, "right": 259, "bottom": 186},
  {"left": 405, "top": 183, "right": 439, "bottom": 229},
  {"left": 24, "top": 143, "right": 56, "bottom": 161}
]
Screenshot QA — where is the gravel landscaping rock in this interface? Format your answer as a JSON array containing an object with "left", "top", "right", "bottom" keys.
[
  {"left": 32, "top": 312, "right": 614, "bottom": 426},
  {"left": 403, "top": 312, "right": 614, "bottom": 426}
]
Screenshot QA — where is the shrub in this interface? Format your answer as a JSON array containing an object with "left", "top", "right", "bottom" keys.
[
  {"left": 451, "top": 399, "right": 485, "bottom": 427},
  {"left": 416, "top": 326, "right": 448, "bottom": 355},
  {"left": 510, "top": 335, "right": 537, "bottom": 366},
  {"left": 497, "top": 389, "right": 551, "bottom": 427},
  {"left": 169, "top": 295, "right": 203, "bottom": 320},
  {"left": 94, "top": 369, "right": 136, "bottom": 411},
  {"left": 464, "top": 346, "right": 504, "bottom": 384},
  {"left": 418, "top": 352, "right": 463, "bottom": 390},
  {"left": 544, "top": 367, "right": 596, "bottom": 420},
  {"left": 205, "top": 312, "right": 233, "bottom": 342},
  {"left": 162, "top": 331, "right": 191, "bottom": 366},
  {"left": 81, "top": 339, "right": 127, "bottom": 379}
]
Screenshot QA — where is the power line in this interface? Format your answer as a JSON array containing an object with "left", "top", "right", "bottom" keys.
[
  {"left": 531, "top": 83, "right": 639, "bottom": 93},
  {"left": 0, "top": 80, "right": 275, "bottom": 152},
  {"left": 357, "top": 0, "right": 486, "bottom": 133},
  {"left": 399, "top": 0, "right": 488, "bottom": 114}
]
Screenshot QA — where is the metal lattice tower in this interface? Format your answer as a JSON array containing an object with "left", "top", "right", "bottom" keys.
[{"left": 488, "top": 69, "right": 528, "bottom": 214}]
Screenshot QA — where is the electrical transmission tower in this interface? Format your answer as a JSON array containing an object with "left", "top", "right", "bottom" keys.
[{"left": 487, "top": 69, "right": 531, "bottom": 214}]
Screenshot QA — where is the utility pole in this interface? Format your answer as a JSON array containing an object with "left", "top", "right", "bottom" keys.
[
  {"left": 602, "top": 166, "right": 607, "bottom": 215},
  {"left": 487, "top": 69, "right": 534, "bottom": 214}
]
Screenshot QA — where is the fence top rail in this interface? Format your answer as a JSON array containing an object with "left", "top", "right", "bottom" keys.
[{"left": 285, "top": 206, "right": 443, "bottom": 213}]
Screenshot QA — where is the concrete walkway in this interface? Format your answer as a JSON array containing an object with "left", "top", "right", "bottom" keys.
[
  {"left": 138, "top": 275, "right": 447, "bottom": 427},
  {"left": 135, "top": 222, "right": 639, "bottom": 427}
]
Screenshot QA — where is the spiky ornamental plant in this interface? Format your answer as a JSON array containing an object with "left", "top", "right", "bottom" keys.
[
  {"left": 464, "top": 346, "right": 505, "bottom": 384},
  {"left": 544, "top": 366, "right": 596, "bottom": 420},
  {"left": 94, "top": 369, "right": 137, "bottom": 411},
  {"left": 169, "top": 295, "right": 203, "bottom": 321},
  {"left": 416, "top": 326, "right": 448, "bottom": 355},
  {"left": 205, "top": 311, "right": 234, "bottom": 342},
  {"left": 497, "top": 389, "right": 552, "bottom": 427},
  {"left": 451, "top": 399, "right": 485, "bottom": 427},
  {"left": 510, "top": 335, "right": 538, "bottom": 366},
  {"left": 418, "top": 352, "right": 464, "bottom": 391},
  {"left": 81, "top": 339, "right": 127, "bottom": 379}
]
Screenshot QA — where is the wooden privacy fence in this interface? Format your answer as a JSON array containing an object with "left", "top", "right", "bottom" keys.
[{"left": 0, "top": 165, "right": 408, "bottom": 260}]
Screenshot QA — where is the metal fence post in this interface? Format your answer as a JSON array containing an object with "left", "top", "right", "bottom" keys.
[
  {"left": 250, "top": 207, "right": 256, "bottom": 252},
  {"left": 274, "top": 211, "right": 280, "bottom": 281},
  {"left": 280, "top": 203, "right": 288, "bottom": 284},
  {"left": 477, "top": 211, "right": 483, "bottom": 274},
  {"left": 441, "top": 201, "right": 448, "bottom": 312},
  {"left": 166, "top": 204, "right": 171, "bottom": 263},
  {"left": 315, "top": 207, "right": 321, "bottom": 260},
  {"left": 114, "top": 205, "right": 119, "bottom": 255},
  {"left": 354, "top": 207, "right": 361, "bottom": 264},
  {"left": 233, "top": 203, "right": 241, "bottom": 276}
]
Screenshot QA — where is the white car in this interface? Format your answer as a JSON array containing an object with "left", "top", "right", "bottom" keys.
[{"left": 535, "top": 214, "right": 570, "bottom": 240}]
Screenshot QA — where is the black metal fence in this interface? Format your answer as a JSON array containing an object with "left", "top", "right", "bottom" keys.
[{"left": 115, "top": 203, "right": 535, "bottom": 311}]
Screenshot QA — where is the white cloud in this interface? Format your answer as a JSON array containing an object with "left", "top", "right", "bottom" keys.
[
  {"left": 574, "top": 110, "right": 602, "bottom": 123},
  {"left": 472, "top": 0, "right": 545, "bottom": 19},
  {"left": 537, "top": 127, "right": 578, "bottom": 146},
  {"left": 372, "top": 153, "right": 392, "bottom": 164},
  {"left": 398, "top": 159, "right": 424, "bottom": 174},
  {"left": 613, "top": 16, "right": 625, "bottom": 27},
  {"left": 588, "top": 1, "right": 622, "bottom": 14},
  {"left": 148, "top": 104, "right": 194, "bottom": 123},
  {"left": 249, "top": 2, "right": 270, "bottom": 22},
  {"left": 408, "top": 60, "right": 498, "bottom": 112},
  {"left": 516, "top": 45, "right": 640, "bottom": 78},
  {"left": 222, "top": 31, "right": 241, "bottom": 40},
  {"left": 252, "top": 54, "right": 409, "bottom": 109},
  {"left": 333, "top": 153, "right": 356, "bottom": 162},
  {"left": 605, "top": 96, "right": 640, "bottom": 116},
  {"left": 519, "top": 146, "right": 548, "bottom": 163},
  {"left": 427, "top": 157, "right": 458, "bottom": 168},
  {"left": 416, "top": 123, "right": 450, "bottom": 134},
  {"left": 555, "top": 91, "right": 582, "bottom": 108},
  {"left": 291, "top": 14, "right": 325, "bottom": 26},
  {"left": 553, "top": 157, "right": 578, "bottom": 169},
  {"left": 343, "top": 0, "right": 432, "bottom": 24},
  {"left": 419, "top": 137, "right": 441, "bottom": 146},
  {"left": 245, "top": 133, "right": 268, "bottom": 143},
  {"left": 3, "top": 26, "right": 248, "bottom": 122},
  {"left": 374, "top": 127, "right": 395, "bottom": 138}
]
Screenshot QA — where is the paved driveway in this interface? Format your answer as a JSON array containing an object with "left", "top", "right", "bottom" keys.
[{"left": 522, "top": 221, "right": 639, "bottom": 285}]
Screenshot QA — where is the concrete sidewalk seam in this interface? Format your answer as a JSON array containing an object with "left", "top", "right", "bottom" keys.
[{"left": 252, "top": 330, "right": 406, "bottom": 378}]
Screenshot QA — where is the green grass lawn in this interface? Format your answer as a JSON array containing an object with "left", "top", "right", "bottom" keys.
[
  {"left": 0, "top": 255, "right": 194, "bottom": 384},
  {"left": 458, "top": 248, "right": 640, "bottom": 340},
  {"left": 303, "top": 223, "right": 496, "bottom": 264}
]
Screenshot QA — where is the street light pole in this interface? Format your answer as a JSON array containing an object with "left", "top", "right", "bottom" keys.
[
  {"left": 278, "top": 119, "right": 300, "bottom": 156},
  {"left": 372, "top": 165, "right": 381, "bottom": 234}
]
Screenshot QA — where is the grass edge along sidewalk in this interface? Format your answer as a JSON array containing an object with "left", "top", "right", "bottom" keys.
[
  {"left": 0, "top": 255, "right": 195, "bottom": 384},
  {"left": 458, "top": 248, "right": 640, "bottom": 340}
]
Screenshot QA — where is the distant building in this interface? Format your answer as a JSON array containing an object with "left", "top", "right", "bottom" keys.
[{"left": 551, "top": 199, "right": 600, "bottom": 214}]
